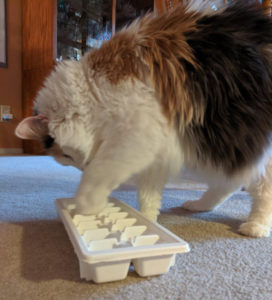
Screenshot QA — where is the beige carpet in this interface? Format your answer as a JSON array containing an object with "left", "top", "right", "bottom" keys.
[{"left": 1, "top": 156, "right": 272, "bottom": 300}]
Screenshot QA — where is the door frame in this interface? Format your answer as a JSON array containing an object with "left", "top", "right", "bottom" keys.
[{"left": 22, "top": 0, "right": 57, "bottom": 154}]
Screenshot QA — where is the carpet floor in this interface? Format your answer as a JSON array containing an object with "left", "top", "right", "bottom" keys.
[{"left": 0, "top": 156, "right": 271, "bottom": 300}]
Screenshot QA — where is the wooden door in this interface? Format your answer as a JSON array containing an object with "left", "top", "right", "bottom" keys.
[{"left": 22, "top": 0, "right": 57, "bottom": 154}]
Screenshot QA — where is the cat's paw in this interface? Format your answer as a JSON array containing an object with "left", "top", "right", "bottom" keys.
[
  {"left": 75, "top": 197, "right": 107, "bottom": 216},
  {"left": 181, "top": 200, "right": 214, "bottom": 212},
  {"left": 140, "top": 209, "right": 159, "bottom": 222},
  {"left": 75, "top": 205, "right": 105, "bottom": 216},
  {"left": 239, "top": 221, "right": 271, "bottom": 238}
]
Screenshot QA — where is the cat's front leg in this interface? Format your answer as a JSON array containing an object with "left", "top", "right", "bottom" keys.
[
  {"left": 137, "top": 161, "right": 169, "bottom": 221},
  {"left": 75, "top": 165, "right": 110, "bottom": 215},
  {"left": 74, "top": 133, "right": 160, "bottom": 215}
]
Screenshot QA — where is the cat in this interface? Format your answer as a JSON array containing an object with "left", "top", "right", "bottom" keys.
[{"left": 15, "top": 1, "right": 272, "bottom": 238}]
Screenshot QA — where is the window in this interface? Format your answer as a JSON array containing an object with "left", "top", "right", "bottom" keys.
[{"left": 57, "top": 0, "right": 153, "bottom": 61}]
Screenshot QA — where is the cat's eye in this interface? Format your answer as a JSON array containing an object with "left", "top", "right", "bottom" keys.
[{"left": 43, "top": 135, "right": 54, "bottom": 149}]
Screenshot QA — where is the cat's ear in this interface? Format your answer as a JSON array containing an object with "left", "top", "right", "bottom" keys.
[{"left": 15, "top": 115, "right": 49, "bottom": 140}]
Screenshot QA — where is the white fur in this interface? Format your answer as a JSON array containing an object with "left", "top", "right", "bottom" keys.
[{"left": 34, "top": 55, "right": 272, "bottom": 238}]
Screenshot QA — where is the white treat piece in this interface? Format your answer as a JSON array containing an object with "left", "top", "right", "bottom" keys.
[
  {"left": 120, "top": 225, "right": 147, "bottom": 242},
  {"left": 88, "top": 238, "right": 118, "bottom": 251},
  {"left": 132, "top": 234, "right": 159, "bottom": 247},
  {"left": 83, "top": 228, "right": 109, "bottom": 243},
  {"left": 104, "top": 212, "right": 128, "bottom": 224},
  {"left": 97, "top": 207, "right": 121, "bottom": 217},
  {"left": 73, "top": 215, "right": 96, "bottom": 226},
  {"left": 111, "top": 218, "right": 137, "bottom": 231},
  {"left": 77, "top": 220, "right": 102, "bottom": 235}
]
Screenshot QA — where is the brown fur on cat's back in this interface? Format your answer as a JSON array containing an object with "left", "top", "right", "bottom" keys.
[
  {"left": 87, "top": 32, "right": 143, "bottom": 85},
  {"left": 86, "top": 5, "right": 202, "bottom": 126},
  {"left": 137, "top": 6, "right": 200, "bottom": 126}
]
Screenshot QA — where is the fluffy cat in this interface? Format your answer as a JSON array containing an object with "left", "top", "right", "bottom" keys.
[{"left": 15, "top": 1, "right": 272, "bottom": 237}]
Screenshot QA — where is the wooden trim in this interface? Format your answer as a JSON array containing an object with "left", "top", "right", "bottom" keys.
[
  {"left": 0, "top": 148, "right": 23, "bottom": 154},
  {"left": 22, "top": 0, "right": 57, "bottom": 154},
  {"left": 53, "top": 0, "right": 57, "bottom": 60},
  {"left": 0, "top": 0, "right": 8, "bottom": 68},
  {"left": 154, "top": 0, "right": 167, "bottom": 15},
  {"left": 112, "top": 0, "right": 116, "bottom": 36}
]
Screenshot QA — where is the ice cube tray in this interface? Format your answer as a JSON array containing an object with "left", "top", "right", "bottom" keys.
[{"left": 55, "top": 198, "right": 190, "bottom": 283}]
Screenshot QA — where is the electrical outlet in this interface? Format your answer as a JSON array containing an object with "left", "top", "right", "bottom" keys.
[
  {"left": 1, "top": 105, "right": 10, "bottom": 114},
  {"left": 0, "top": 105, "right": 13, "bottom": 122}
]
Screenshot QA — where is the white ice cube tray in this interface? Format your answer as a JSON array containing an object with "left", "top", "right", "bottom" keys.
[{"left": 55, "top": 198, "right": 190, "bottom": 283}]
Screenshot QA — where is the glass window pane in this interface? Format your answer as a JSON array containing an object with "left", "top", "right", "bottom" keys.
[{"left": 57, "top": 0, "right": 153, "bottom": 61}]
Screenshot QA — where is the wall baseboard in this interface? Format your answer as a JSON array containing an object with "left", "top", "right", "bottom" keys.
[{"left": 0, "top": 148, "right": 23, "bottom": 154}]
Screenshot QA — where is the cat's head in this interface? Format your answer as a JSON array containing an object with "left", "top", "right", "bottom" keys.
[
  {"left": 15, "top": 114, "right": 87, "bottom": 170},
  {"left": 15, "top": 60, "right": 95, "bottom": 170}
]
